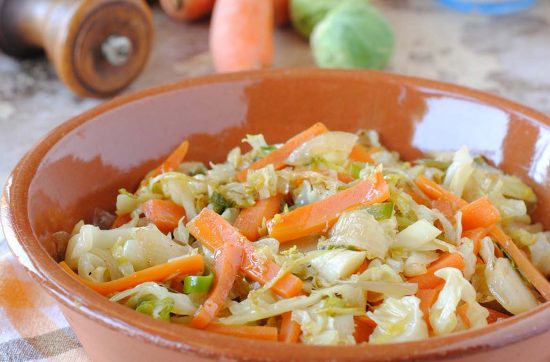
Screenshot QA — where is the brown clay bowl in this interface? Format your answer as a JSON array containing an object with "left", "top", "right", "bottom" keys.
[{"left": 2, "top": 69, "right": 549, "bottom": 362}]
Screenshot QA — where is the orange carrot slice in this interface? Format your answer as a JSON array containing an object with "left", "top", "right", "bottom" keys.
[
  {"left": 267, "top": 171, "right": 389, "bottom": 243},
  {"left": 191, "top": 242, "right": 244, "bottom": 328},
  {"left": 417, "top": 287, "right": 442, "bottom": 330},
  {"left": 457, "top": 302, "right": 471, "bottom": 328},
  {"left": 354, "top": 316, "right": 377, "bottom": 343},
  {"left": 279, "top": 312, "right": 301, "bottom": 343},
  {"left": 187, "top": 208, "right": 303, "bottom": 298},
  {"left": 59, "top": 255, "right": 204, "bottom": 296},
  {"left": 111, "top": 213, "right": 131, "bottom": 229},
  {"left": 415, "top": 175, "right": 467, "bottom": 210},
  {"left": 205, "top": 324, "right": 278, "bottom": 341},
  {"left": 489, "top": 226, "right": 550, "bottom": 301},
  {"left": 349, "top": 144, "right": 376, "bottom": 164},
  {"left": 460, "top": 196, "right": 501, "bottom": 230},
  {"left": 152, "top": 140, "right": 189, "bottom": 177},
  {"left": 143, "top": 199, "right": 186, "bottom": 233},
  {"left": 486, "top": 307, "right": 510, "bottom": 324},
  {"left": 407, "top": 253, "right": 465, "bottom": 289},
  {"left": 461, "top": 228, "right": 487, "bottom": 255},
  {"left": 236, "top": 123, "right": 328, "bottom": 182},
  {"left": 210, "top": 0, "right": 274, "bottom": 72},
  {"left": 234, "top": 194, "right": 283, "bottom": 241}
]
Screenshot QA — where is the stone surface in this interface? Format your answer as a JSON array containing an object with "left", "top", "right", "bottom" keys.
[{"left": 1, "top": 1, "right": 549, "bottom": 190}]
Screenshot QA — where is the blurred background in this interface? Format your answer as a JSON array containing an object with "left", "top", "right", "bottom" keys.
[{"left": 0, "top": 0, "right": 549, "bottom": 190}]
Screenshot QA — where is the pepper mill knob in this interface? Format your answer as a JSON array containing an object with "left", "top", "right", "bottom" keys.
[{"left": 0, "top": 0, "right": 153, "bottom": 98}]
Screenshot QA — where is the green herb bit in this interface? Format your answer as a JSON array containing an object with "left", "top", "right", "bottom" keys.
[
  {"left": 209, "top": 192, "right": 233, "bottom": 214},
  {"left": 184, "top": 271, "right": 214, "bottom": 294},
  {"left": 363, "top": 202, "right": 394, "bottom": 220}
]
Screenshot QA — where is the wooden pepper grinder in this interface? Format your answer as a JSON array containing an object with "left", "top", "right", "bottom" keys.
[{"left": 0, "top": 0, "right": 153, "bottom": 98}]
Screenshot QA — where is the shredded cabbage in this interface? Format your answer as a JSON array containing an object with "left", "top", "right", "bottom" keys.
[
  {"left": 480, "top": 238, "right": 539, "bottom": 315},
  {"left": 443, "top": 146, "right": 474, "bottom": 198},
  {"left": 393, "top": 220, "right": 442, "bottom": 250},
  {"left": 110, "top": 282, "right": 196, "bottom": 317},
  {"left": 429, "top": 267, "right": 488, "bottom": 336},
  {"left": 325, "top": 210, "right": 392, "bottom": 259},
  {"left": 368, "top": 296, "right": 428, "bottom": 343},
  {"left": 287, "top": 131, "right": 358, "bottom": 167}
]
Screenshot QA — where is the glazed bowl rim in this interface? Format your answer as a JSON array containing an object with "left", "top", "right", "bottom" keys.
[{"left": 2, "top": 68, "right": 549, "bottom": 361}]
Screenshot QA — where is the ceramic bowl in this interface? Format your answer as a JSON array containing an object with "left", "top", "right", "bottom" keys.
[{"left": 2, "top": 69, "right": 549, "bottom": 362}]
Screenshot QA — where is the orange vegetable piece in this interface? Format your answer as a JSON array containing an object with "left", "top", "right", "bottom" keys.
[
  {"left": 152, "top": 140, "right": 189, "bottom": 177},
  {"left": 204, "top": 324, "right": 278, "bottom": 341},
  {"left": 187, "top": 208, "right": 303, "bottom": 298},
  {"left": 191, "top": 242, "right": 244, "bottom": 328},
  {"left": 457, "top": 302, "right": 471, "bottom": 328},
  {"left": 279, "top": 312, "right": 301, "bottom": 343},
  {"left": 349, "top": 144, "right": 376, "bottom": 164},
  {"left": 210, "top": 0, "right": 274, "bottom": 72},
  {"left": 354, "top": 316, "right": 377, "bottom": 343},
  {"left": 267, "top": 171, "right": 389, "bottom": 243},
  {"left": 415, "top": 175, "right": 467, "bottom": 210},
  {"left": 460, "top": 196, "right": 501, "bottom": 230},
  {"left": 407, "top": 253, "right": 465, "bottom": 289},
  {"left": 234, "top": 194, "right": 283, "bottom": 241},
  {"left": 490, "top": 226, "right": 550, "bottom": 301},
  {"left": 59, "top": 255, "right": 204, "bottom": 296},
  {"left": 461, "top": 228, "right": 487, "bottom": 255},
  {"left": 486, "top": 308, "right": 510, "bottom": 324},
  {"left": 236, "top": 123, "right": 328, "bottom": 182},
  {"left": 143, "top": 199, "right": 186, "bottom": 233},
  {"left": 111, "top": 213, "right": 131, "bottom": 228},
  {"left": 416, "top": 287, "right": 442, "bottom": 330}
]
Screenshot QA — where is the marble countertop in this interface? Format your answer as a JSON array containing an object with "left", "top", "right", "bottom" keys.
[{"left": 0, "top": 1, "right": 549, "bottom": 189}]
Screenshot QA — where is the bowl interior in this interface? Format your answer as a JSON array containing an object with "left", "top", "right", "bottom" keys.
[{"left": 5, "top": 69, "right": 550, "bottom": 361}]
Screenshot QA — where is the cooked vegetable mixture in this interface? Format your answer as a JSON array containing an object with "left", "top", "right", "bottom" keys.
[{"left": 60, "top": 123, "right": 550, "bottom": 344}]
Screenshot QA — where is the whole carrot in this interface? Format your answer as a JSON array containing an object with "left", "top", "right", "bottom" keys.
[
  {"left": 160, "top": 0, "right": 215, "bottom": 21},
  {"left": 210, "top": 0, "right": 274, "bottom": 72}
]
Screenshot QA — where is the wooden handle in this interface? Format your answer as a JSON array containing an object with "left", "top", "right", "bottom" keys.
[{"left": 0, "top": 0, "right": 153, "bottom": 98}]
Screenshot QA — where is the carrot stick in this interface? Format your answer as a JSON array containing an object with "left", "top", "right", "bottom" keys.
[
  {"left": 416, "top": 287, "right": 441, "bottom": 329},
  {"left": 415, "top": 175, "right": 467, "bottom": 209},
  {"left": 273, "top": 0, "right": 290, "bottom": 26},
  {"left": 159, "top": 0, "right": 215, "bottom": 21},
  {"left": 349, "top": 144, "right": 376, "bottom": 164},
  {"left": 210, "top": 0, "right": 273, "bottom": 73},
  {"left": 152, "top": 140, "right": 190, "bottom": 177},
  {"left": 460, "top": 196, "right": 501, "bottom": 230},
  {"left": 236, "top": 123, "right": 328, "bottom": 182},
  {"left": 431, "top": 199, "right": 455, "bottom": 221},
  {"left": 354, "top": 316, "right": 377, "bottom": 343},
  {"left": 234, "top": 194, "right": 282, "bottom": 241},
  {"left": 187, "top": 208, "right": 303, "bottom": 298},
  {"left": 356, "top": 260, "right": 370, "bottom": 275},
  {"left": 489, "top": 226, "right": 550, "bottom": 301},
  {"left": 267, "top": 171, "right": 389, "bottom": 242},
  {"left": 457, "top": 303, "right": 471, "bottom": 328},
  {"left": 59, "top": 255, "right": 204, "bottom": 296},
  {"left": 279, "top": 312, "right": 301, "bottom": 343},
  {"left": 337, "top": 172, "right": 355, "bottom": 183},
  {"left": 486, "top": 307, "right": 510, "bottom": 324},
  {"left": 407, "top": 253, "right": 465, "bottom": 289},
  {"left": 205, "top": 324, "right": 278, "bottom": 341},
  {"left": 111, "top": 213, "right": 131, "bottom": 228},
  {"left": 461, "top": 228, "right": 487, "bottom": 255},
  {"left": 143, "top": 199, "right": 186, "bottom": 233},
  {"left": 191, "top": 242, "right": 244, "bottom": 328}
]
